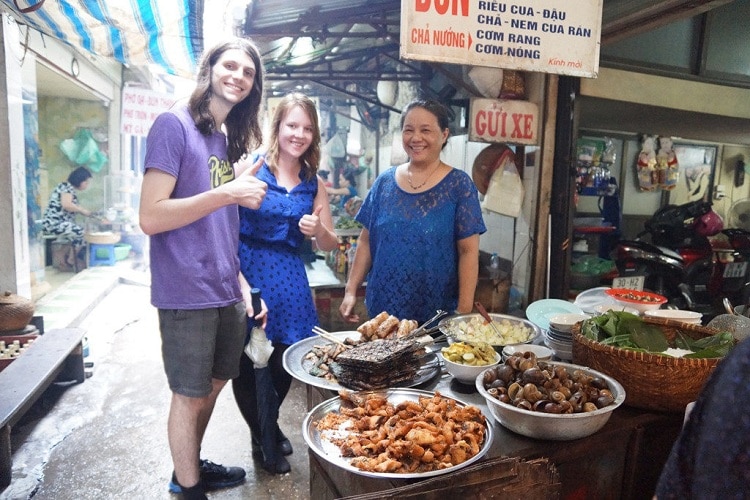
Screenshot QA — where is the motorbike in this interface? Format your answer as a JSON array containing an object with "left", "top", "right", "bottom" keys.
[
  {"left": 611, "top": 200, "right": 717, "bottom": 312},
  {"left": 710, "top": 228, "right": 750, "bottom": 309}
]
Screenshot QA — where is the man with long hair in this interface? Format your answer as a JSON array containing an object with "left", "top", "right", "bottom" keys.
[{"left": 139, "top": 37, "right": 267, "bottom": 500}]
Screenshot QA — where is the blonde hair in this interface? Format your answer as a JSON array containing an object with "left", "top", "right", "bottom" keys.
[{"left": 265, "top": 92, "right": 321, "bottom": 181}]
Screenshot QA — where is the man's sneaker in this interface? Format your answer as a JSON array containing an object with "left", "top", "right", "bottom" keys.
[
  {"left": 168, "top": 459, "right": 246, "bottom": 493},
  {"left": 177, "top": 481, "right": 207, "bottom": 500}
]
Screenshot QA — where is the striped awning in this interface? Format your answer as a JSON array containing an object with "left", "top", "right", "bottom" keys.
[{"left": 0, "top": 0, "right": 203, "bottom": 78}]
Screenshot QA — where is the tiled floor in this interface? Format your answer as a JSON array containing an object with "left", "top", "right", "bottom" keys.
[{"left": 34, "top": 266, "right": 124, "bottom": 331}]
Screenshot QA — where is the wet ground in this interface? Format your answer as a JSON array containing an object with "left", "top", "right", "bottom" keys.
[{"left": 1, "top": 267, "right": 310, "bottom": 499}]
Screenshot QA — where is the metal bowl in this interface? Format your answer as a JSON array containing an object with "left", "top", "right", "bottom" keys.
[
  {"left": 438, "top": 313, "right": 541, "bottom": 352},
  {"left": 303, "top": 388, "right": 494, "bottom": 478},
  {"left": 475, "top": 361, "right": 626, "bottom": 441}
]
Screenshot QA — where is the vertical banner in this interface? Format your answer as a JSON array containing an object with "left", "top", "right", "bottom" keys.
[{"left": 400, "top": 0, "right": 603, "bottom": 78}]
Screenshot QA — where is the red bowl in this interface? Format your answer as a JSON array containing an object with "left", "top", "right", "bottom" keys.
[{"left": 604, "top": 288, "right": 667, "bottom": 313}]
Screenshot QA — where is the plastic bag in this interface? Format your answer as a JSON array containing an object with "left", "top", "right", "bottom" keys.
[
  {"left": 59, "top": 129, "right": 108, "bottom": 172},
  {"left": 245, "top": 326, "right": 274, "bottom": 368},
  {"left": 572, "top": 255, "right": 615, "bottom": 276},
  {"left": 482, "top": 150, "right": 524, "bottom": 217}
]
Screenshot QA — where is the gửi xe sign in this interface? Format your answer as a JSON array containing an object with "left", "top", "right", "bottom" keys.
[
  {"left": 469, "top": 98, "right": 539, "bottom": 145},
  {"left": 400, "top": 0, "right": 603, "bottom": 78}
]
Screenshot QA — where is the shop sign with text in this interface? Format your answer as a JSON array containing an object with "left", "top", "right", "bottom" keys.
[
  {"left": 469, "top": 98, "right": 538, "bottom": 145},
  {"left": 121, "top": 86, "right": 175, "bottom": 137},
  {"left": 400, "top": 0, "right": 603, "bottom": 78}
]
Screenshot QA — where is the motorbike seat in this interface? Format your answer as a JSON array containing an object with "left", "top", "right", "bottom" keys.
[{"left": 615, "top": 239, "right": 684, "bottom": 268}]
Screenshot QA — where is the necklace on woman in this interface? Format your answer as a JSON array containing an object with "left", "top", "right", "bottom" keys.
[{"left": 406, "top": 161, "right": 442, "bottom": 190}]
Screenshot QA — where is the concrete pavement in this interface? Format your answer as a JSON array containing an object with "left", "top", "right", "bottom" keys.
[{"left": 1, "top": 268, "right": 310, "bottom": 500}]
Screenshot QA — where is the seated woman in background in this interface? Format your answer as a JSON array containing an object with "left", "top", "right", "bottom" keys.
[
  {"left": 42, "top": 166, "right": 94, "bottom": 262},
  {"left": 325, "top": 167, "right": 358, "bottom": 210}
]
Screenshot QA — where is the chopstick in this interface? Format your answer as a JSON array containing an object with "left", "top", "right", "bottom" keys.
[{"left": 312, "top": 326, "right": 351, "bottom": 348}]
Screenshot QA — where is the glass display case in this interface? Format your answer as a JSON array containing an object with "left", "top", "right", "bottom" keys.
[{"left": 102, "top": 171, "right": 140, "bottom": 232}]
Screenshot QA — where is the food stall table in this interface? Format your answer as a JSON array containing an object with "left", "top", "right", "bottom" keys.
[{"left": 305, "top": 368, "right": 683, "bottom": 499}]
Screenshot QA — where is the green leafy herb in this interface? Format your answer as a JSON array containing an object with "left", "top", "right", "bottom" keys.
[{"left": 578, "top": 311, "right": 734, "bottom": 358}]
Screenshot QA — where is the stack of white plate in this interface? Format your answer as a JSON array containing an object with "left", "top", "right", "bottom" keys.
[
  {"left": 543, "top": 312, "right": 591, "bottom": 361},
  {"left": 543, "top": 327, "right": 574, "bottom": 361}
]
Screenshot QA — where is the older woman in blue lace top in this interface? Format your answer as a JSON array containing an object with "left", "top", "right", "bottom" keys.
[{"left": 339, "top": 98, "right": 486, "bottom": 324}]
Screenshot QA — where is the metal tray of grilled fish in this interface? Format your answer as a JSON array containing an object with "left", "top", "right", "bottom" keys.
[{"left": 283, "top": 331, "right": 441, "bottom": 392}]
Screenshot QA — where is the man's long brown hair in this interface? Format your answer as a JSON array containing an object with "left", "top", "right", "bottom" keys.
[
  {"left": 188, "top": 37, "right": 264, "bottom": 164},
  {"left": 265, "top": 92, "right": 321, "bottom": 181}
]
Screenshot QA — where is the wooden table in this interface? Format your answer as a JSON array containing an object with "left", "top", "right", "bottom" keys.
[{"left": 305, "top": 368, "right": 683, "bottom": 499}]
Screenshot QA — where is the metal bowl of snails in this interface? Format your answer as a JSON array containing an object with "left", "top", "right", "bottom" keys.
[{"left": 475, "top": 353, "right": 625, "bottom": 441}]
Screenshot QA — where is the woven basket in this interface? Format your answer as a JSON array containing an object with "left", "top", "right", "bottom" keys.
[
  {"left": 0, "top": 291, "right": 35, "bottom": 332},
  {"left": 84, "top": 231, "right": 121, "bottom": 245},
  {"left": 571, "top": 317, "right": 730, "bottom": 413}
]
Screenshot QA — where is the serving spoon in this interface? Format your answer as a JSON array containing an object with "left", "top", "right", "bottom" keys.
[
  {"left": 723, "top": 297, "right": 738, "bottom": 315},
  {"left": 475, "top": 301, "right": 502, "bottom": 337}
]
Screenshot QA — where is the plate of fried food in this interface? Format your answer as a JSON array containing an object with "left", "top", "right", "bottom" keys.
[
  {"left": 282, "top": 312, "right": 441, "bottom": 391},
  {"left": 304, "top": 388, "right": 493, "bottom": 478}
]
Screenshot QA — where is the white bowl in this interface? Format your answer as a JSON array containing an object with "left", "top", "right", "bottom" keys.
[
  {"left": 476, "top": 361, "right": 626, "bottom": 440},
  {"left": 439, "top": 350, "right": 501, "bottom": 384},
  {"left": 644, "top": 309, "right": 702, "bottom": 324},
  {"left": 548, "top": 313, "right": 591, "bottom": 333},
  {"left": 502, "top": 344, "right": 553, "bottom": 362}
]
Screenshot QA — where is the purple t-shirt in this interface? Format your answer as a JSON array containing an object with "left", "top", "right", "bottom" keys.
[{"left": 143, "top": 104, "right": 242, "bottom": 309}]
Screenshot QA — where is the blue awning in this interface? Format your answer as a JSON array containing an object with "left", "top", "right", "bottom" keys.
[{"left": 0, "top": 0, "right": 203, "bottom": 78}]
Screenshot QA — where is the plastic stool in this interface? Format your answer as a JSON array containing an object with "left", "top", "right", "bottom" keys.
[{"left": 89, "top": 243, "right": 116, "bottom": 266}]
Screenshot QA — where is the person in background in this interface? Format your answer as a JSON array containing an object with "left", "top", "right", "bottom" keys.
[
  {"left": 339, "top": 98, "right": 486, "bottom": 325},
  {"left": 42, "top": 165, "right": 94, "bottom": 265},
  {"left": 654, "top": 336, "right": 750, "bottom": 498},
  {"left": 233, "top": 92, "right": 338, "bottom": 474},
  {"left": 325, "top": 166, "right": 358, "bottom": 209},
  {"left": 139, "top": 37, "right": 268, "bottom": 500}
]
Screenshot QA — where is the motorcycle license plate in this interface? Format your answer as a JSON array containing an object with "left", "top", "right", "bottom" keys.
[
  {"left": 723, "top": 262, "right": 748, "bottom": 279},
  {"left": 611, "top": 276, "right": 645, "bottom": 291}
]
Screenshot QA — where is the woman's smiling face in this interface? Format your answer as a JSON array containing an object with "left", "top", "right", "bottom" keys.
[
  {"left": 401, "top": 106, "right": 449, "bottom": 164},
  {"left": 278, "top": 105, "right": 313, "bottom": 159}
]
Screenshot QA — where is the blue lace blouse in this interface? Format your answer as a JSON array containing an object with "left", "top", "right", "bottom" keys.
[{"left": 356, "top": 167, "right": 486, "bottom": 323}]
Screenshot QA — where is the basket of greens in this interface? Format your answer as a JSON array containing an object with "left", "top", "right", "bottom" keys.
[{"left": 572, "top": 311, "right": 736, "bottom": 412}]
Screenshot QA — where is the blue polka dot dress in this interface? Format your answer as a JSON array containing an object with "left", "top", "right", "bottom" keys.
[{"left": 238, "top": 161, "right": 319, "bottom": 346}]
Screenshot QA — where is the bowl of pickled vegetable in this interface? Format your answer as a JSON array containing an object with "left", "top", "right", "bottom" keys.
[
  {"left": 438, "top": 313, "right": 541, "bottom": 353},
  {"left": 439, "top": 341, "right": 500, "bottom": 384}
]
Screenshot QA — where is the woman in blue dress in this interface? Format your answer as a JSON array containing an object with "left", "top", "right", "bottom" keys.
[
  {"left": 339, "top": 98, "right": 486, "bottom": 325},
  {"left": 233, "top": 92, "right": 338, "bottom": 474}
]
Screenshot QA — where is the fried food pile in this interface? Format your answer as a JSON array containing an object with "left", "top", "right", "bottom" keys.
[
  {"left": 315, "top": 390, "right": 487, "bottom": 474},
  {"left": 357, "top": 311, "right": 419, "bottom": 341}
]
